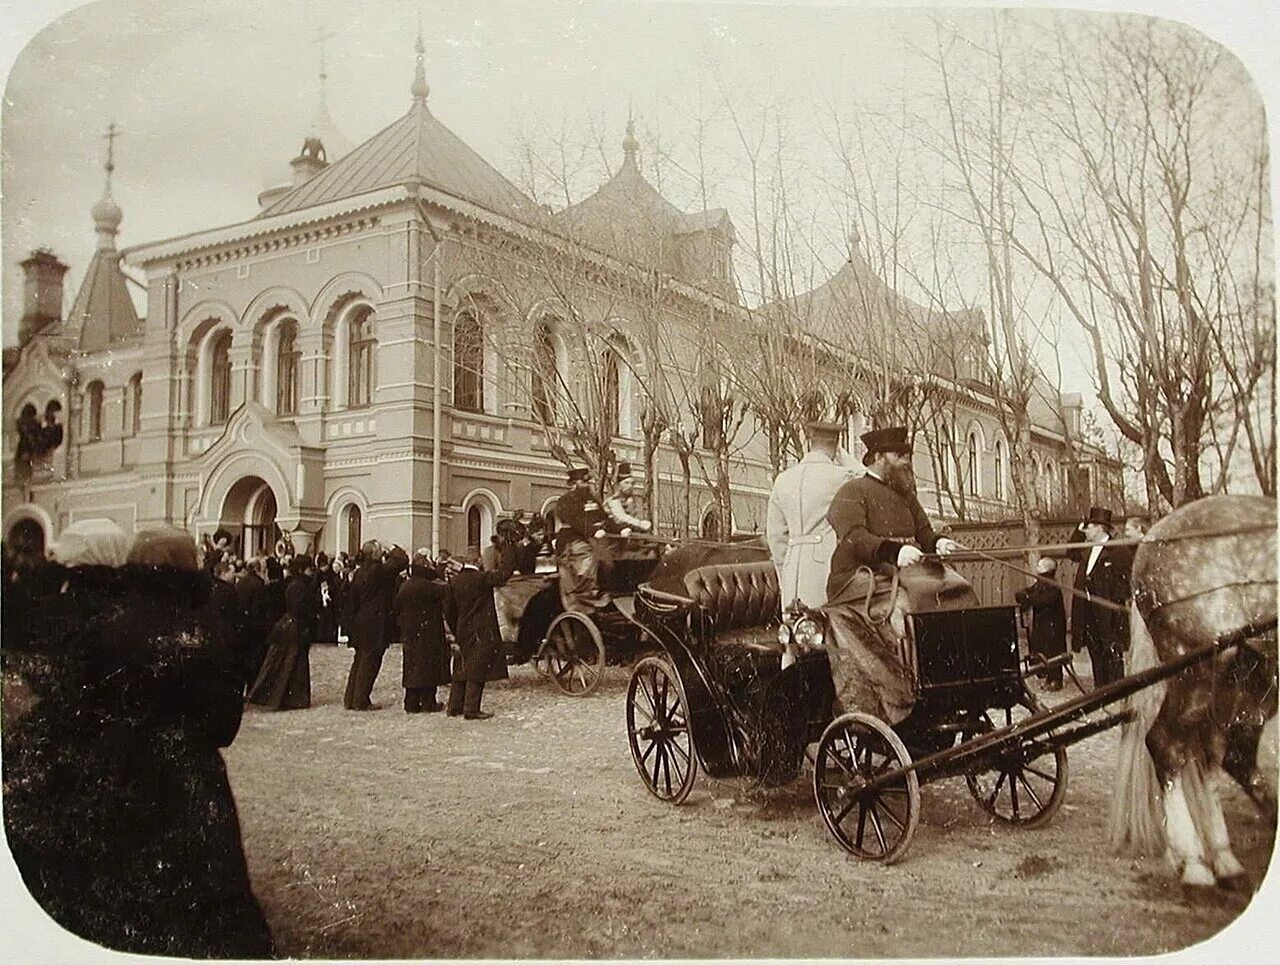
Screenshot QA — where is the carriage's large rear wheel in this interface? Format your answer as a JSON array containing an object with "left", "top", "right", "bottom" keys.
[
  {"left": 964, "top": 696, "right": 1068, "bottom": 828},
  {"left": 541, "top": 611, "right": 606, "bottom": 696},
  {"left": 627, "top": 656, "right": 698, "bottom": 803},
  {"left": 814, "top": 712, "right": 920, "bottom": 863}
]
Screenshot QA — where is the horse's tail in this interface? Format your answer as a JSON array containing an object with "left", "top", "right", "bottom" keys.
[{"left": 1107, "top": 600, "right": 1168, "bottom": 856}]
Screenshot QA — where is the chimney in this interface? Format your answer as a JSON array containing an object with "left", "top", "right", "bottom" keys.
[
  {"left": 19, "top": 249, "right": 69, "bottom": 344},
  {"left": 290, "top": 136, "right": 328, "bottom": 186},
  {"left": 1059, "top": 392, "right": 1083, "bottom": 438}
]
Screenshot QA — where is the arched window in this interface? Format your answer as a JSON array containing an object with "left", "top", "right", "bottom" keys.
[
  {"left": 126, "top": 372, "right": 142, "bottom": 437},
  {"left": 344, "top": 504, "right": 362, "bottom": 555},
  {"left": 275, "top": 321, "right": 300, "bottom": 415},
  {"left": 966, "top": 432, "right": 980, "bottom": 496},
  {"left": 347, "top": 307, "right": 375, "bottom": 408},
  {"left": 1029, "top": 455, "right": 1041, "bottom": 509},
  {"left": 85, "top": 381, "right": 104, "bottom": 441},
  {"left": 466, "top": 505, "right": 482, "bottom": 550},
  {"left": 532, "top": 321, "right": 559, "bottom": 425},
  {"left": 700, "top": 506, "right": 722, "bottom": 540},
  {"left": 601, "top": 346, "right": 620, "bottom": 439},
  {"left": 993, "top": 440, "right": 1006, "bottom": 501},
  {"left": 210, "top": 332, "right": 233, "bottom": 424},
  {"left": 453, "top": 312, "right": 484, "bottom": 412}
]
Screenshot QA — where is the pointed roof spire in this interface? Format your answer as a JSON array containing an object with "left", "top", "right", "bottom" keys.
[
  {"left": 91, "top": 121, "right": 123, "bottom": 248},
  {"left": 622, "top": 108, "right": 639, "bottom": 167},
  {"left": 411, "top": 18, "right": 430, "bottom": 104},
  {"left": 309, "top": 24, "right": 336, "bottom": 135}
]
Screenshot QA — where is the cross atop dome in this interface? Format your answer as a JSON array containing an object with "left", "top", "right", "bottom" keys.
[
  {"left": 92, "top": 122, "right": 123, "bottom": 247},
  {"left": 622, "top": 116, "right": 639, "bottom": 166}
]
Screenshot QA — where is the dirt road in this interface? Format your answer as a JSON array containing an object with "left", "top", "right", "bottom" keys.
[{"left": 224, "top": 645, "right": 1274, "bottom": 959}]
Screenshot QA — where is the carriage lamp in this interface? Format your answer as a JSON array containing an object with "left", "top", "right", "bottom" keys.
[{"left": 793, "top": 616, "right": 825, "bottom": 650}]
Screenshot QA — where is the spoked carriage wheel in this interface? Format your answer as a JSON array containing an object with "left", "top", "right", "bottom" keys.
[
  {"left": 813, "top": 712, "right": 920, "bottom": 864},
  {"left": 963, "top": 696, "right": 1068, "bottom": 828},
  {"left": 542, "top": 611, "right": 607, "bottom": 697},
  {"left": 627, "top": 656, "right": 698, "bottom": 804}
]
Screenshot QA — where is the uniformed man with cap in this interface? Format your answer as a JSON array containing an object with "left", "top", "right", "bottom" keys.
[
  {"left": 822, "top": 426, "right": 964, "bottom": 723},
  {"left": 604, "top": 462, "right": 652, "bottom": 534},
  {"left": 765, "top": 420, "right": 859, "bottom": 666},
  {"left": 554, "top": 465, "right": 612, "bottom": 612}
]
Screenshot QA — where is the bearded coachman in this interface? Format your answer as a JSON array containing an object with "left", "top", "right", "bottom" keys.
[{"left": 822, "top": 426, "right": 967, "bottom": 723}]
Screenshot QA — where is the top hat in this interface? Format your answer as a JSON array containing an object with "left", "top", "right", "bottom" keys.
[
  {"left": 567, "top": 466, "right": 591, "bottom": 483},
  {"left": 860, "top": 426, "right": 912, "bottom": 465},
  {"left": 615, "top": 461, "right": 633, "bottom": 477},
  {"left": 1085, "top": 506, "right": 1113, "bottom": 526}
]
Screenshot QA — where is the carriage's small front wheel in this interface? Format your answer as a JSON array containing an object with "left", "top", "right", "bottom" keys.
[
  {"left": 963, "top": 696, "right": 1068, "bottom": 828},
  {"left": 814, "top": 712, "right": 920, "bottom": 863},
  {"left": 627, "top": 656, "right": 698, "bottom": 804},
  {"left": 542, "top": 611, "right": 606, "bottom": 696}
]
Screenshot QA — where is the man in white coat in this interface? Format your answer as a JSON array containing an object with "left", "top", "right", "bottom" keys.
[{"left": 765, "top": 420, "right": 859, "bottom": 666}]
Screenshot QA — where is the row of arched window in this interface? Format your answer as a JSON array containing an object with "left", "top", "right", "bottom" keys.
[
  {"left": 932, "top": 425, "right": 1071, "bottom": 510},
  {"left": 192, "top": 304, "right": 376, "bottom": 426},
  {"left": 82, "top": 373, "right": 143, "bottom": 443}
]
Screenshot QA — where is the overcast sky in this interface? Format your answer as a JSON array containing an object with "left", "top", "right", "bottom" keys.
[{"left": 1, "top": 0, "right": 1276, "bottom": 405}]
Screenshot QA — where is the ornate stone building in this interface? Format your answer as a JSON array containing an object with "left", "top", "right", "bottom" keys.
[{"left": 2, "top": 47, "right": 1121, "bottom": 558}]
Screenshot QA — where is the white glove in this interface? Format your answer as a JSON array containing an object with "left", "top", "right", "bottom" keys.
[
  {"left": 896, "top": 544, "right": 925, "bottom": 567},
  {"left": 593, "top": 529, "right": 607, "bottom": 539},
  {"left": 639, "top": 520, "right": 652, "bottom": 532},
  {"left": 935, "top": 537, "right": 961, "bottom": 556},
  {"left": 620, "top": 528, "right": 633, "bottom": 537}
]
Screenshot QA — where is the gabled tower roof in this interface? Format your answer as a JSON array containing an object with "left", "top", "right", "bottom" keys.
[
  {"left": 73, "top": 122, "right": 142, "bottom": 353},
  {"left": 259, "top": 35, "right": 534, "bottom": 220}
]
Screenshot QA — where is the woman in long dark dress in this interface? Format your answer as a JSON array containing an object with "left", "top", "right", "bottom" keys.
[
  {"left": 395, "top": 552, "right": 451, "bottom": 713},
  {"left": 247, "top": 554, "right": 316, "bottom": 710},
  {"left": 3, "top": 524, "right": 274, "bottom": 958}
]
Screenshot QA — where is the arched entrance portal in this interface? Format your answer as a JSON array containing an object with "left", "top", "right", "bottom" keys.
[{"left": 221, "top": 476, "right": 280, "bottom": 559}]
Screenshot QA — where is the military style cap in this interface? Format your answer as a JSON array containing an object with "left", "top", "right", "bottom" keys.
[{"left": 567, "top": 466, "right": 591, "bottom": 483}]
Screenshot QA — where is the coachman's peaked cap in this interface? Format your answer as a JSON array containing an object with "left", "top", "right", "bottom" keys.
[
  {"left": 567, "top": 467, "right": 591, "bottom": 483},
  {"left": 860, "top": 426, "right": 912, "bottom": 465}
]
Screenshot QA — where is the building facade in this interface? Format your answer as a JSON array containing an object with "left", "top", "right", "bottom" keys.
[{"left": 3, "top": 51, "right": 1121, "bottom": 558}]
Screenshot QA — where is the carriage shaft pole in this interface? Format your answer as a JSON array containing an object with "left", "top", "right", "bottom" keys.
[{"left": 857, "top": 618, "right": 1276, "bottom": 794}]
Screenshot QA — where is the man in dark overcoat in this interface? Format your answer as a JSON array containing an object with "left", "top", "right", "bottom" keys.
[
  {"left": 235, "top": 558, "right": 272, "bottom": 682},
  {"left": 554, "top": 466, "right": 612, "bottom": 612},
  {"left": 444, "top": 545, "right": 515, "bottom": 719},
  {"left": 343, "top": 540, "right": 398, "bottom": 711},
  {"left": 1066, "top": 506, "right": 1130, "bottom": 688},
  {"left": 395, "top": 552, "right": 451, "bottom": 713},
  {"left": 822, "top": 426, "right": 963, "bottom": 723},
  {"left": 1015, "top": 556, "right": 1068, "bottom": 690}
]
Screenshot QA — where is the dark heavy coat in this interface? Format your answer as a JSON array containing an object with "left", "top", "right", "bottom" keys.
[
  {"left": 346, "top": 558, "right": 397, "bottom": 652},
  {"left": 247, "top": 575, "right": 313, "bottom": 710},
  {"left": 826, "top": 473, "right": 941, "bottom": 598},
  {"left": 2, "top": 563, "right": 273, "bottom": 958},
  {"left": 445, "top": 557, "right": 514, "bottom": 684},
  {"left": 315, "top": 568, "right": 340, "bottom": 642},
  {"left": 1066, "top": 529, "right": 1132, "bottom": 650},
  {"left": 395, "top": 571, "right": 451, "bottom": 689},
  {"left": 1015, "top": 578, "right": 1068, "bottom": 659}
]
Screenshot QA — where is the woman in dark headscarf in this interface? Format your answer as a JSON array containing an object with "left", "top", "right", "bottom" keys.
[
  {"left": 247, "top": 553, "right": 316, "bottom": 710},
  {"left": 3, "top": 525, "right": 274, "bottom": 958}
]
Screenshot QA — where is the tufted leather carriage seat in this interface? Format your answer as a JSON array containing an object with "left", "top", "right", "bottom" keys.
[{"left": 682, "top": 561, "right": 783, "bottom": 653}]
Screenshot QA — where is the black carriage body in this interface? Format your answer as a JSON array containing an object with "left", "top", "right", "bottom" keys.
[
  {"left": 907, "top": 604, "right": 1023, "bottom": 714},
  {"left": 634, "top": 563, "right": 833, "bottom": 785}
]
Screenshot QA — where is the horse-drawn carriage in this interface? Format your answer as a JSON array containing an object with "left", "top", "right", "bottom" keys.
[
  {"left": 496, "top": 534, "right": 670, "bottom": 696},
  {"left": 624, "top": 502, "right": 1279, "bottom": 869}
]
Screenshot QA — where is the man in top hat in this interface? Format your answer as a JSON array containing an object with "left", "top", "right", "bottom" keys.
[
  {"left": 821, "top": 426, "right": 965, "bottom": 723},
  {"left": 1066, "top": 506, "right": 1130, "bottom": 688},
  {"left": 554, "top": 465, "right": 612, "bottom": 612},
  {"left": 604, "top": 462, "right": 652, "bottom": 535},
  {"left": 765, "top": 420, "right": 859, "bottom": 666}
]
